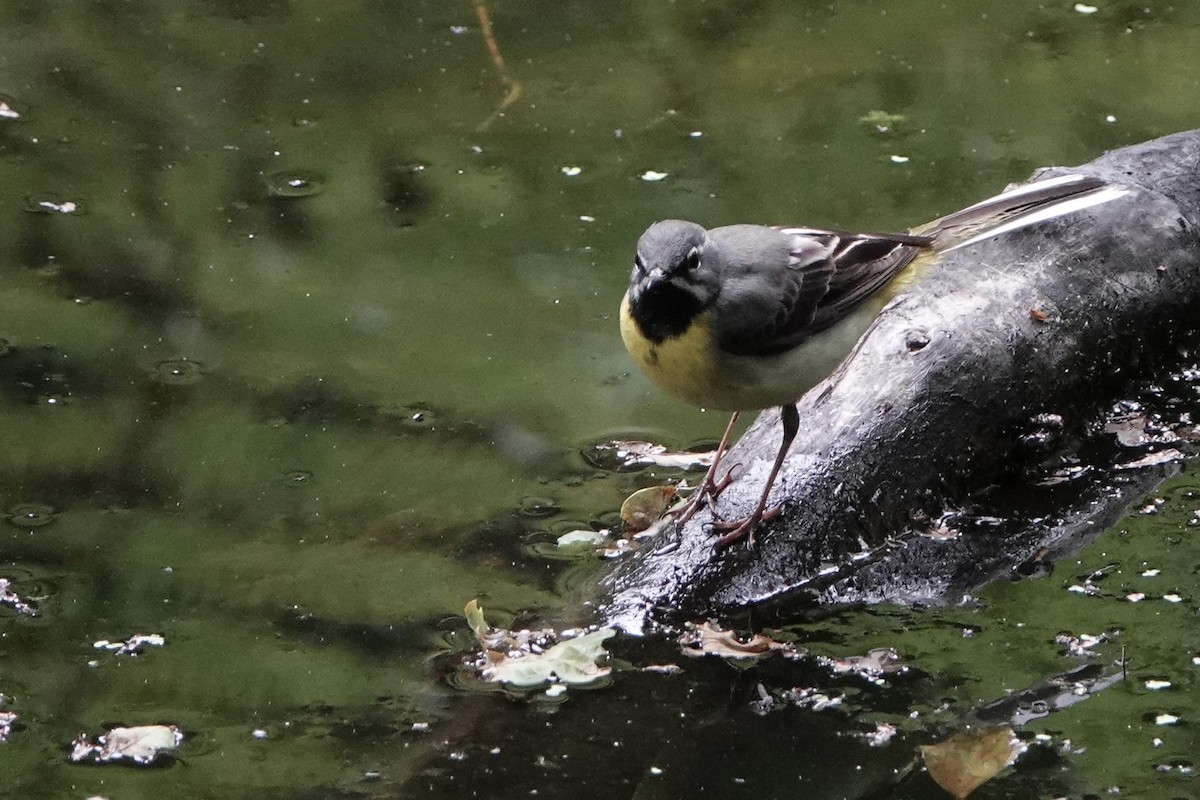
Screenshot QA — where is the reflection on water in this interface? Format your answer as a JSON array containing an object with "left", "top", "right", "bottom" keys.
[{"left": 2, "top": 1, "right": 1199, "bottom": 797}]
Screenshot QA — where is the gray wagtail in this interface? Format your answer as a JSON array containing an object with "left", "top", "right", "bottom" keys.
[{"left": 620, "top": 173, "right": 1127, "bottom": 549}]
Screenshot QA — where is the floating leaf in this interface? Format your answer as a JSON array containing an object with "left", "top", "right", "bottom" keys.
[
  {"left": 464, "top": 599, "right": 490, "bottom": 642},
  {"left": 620, "top": 485, "right": 677, "bottom": 532},
  {"left": 461, "top": 602, "right": 617, "bottom": 692},
  {"left": 678, "top": 620, "right": 794, "bottom": 660},
  {"left": 484, "top": 628, "right": 616, "bottom": 687},
  {"left": 920, "top": 726, "right": 1022, "bottom": 799},
  {"left": 69, "top": 724, "right": 183, "bottom": 765}
]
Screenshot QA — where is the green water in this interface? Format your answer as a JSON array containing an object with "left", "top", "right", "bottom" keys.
[{"left": 1, "top": 1, "right": 1199, "bottom": 797}]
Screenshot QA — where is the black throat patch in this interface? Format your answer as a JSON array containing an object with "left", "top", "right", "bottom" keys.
[{"left": 629, "top": 282, "right": 704, "bottom": 344}]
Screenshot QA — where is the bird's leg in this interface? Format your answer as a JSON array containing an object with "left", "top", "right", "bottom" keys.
[
  {"left": 712, "top": 403, "right": 799, "bottom": 550},
  {"left": 673, "top": 411, "right": 740, "bottom": 528},
  {"left": 652, "top": 411, "right": 739, "bottom": 555}
]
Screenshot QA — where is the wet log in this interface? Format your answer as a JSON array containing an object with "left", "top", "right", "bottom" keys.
[{"left": 601, "top": 129, "right": 1200, "bottom": 632}]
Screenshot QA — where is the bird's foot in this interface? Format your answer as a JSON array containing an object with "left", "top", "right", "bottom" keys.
[
  {"left": 710, "top": 505, "right": 783, "bottom": 550},
  {"left": 673, "top": 465, "right": 738, "bottom": 527},
  {"left": 650, "top": 468, "right": 738, "bottom": 556}
]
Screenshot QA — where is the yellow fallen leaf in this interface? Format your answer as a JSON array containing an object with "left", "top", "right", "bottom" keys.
[
  {"left": 920, "top": 726, "right": 1022, "bottom": 799},
  {"left": 620, "top": 485, "right": 677, "bottom": 532}
]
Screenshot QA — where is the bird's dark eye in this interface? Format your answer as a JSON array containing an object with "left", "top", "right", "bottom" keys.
[
  {"left": 683, "top": 247, "right": 701, "bottom": 271},
  {"left": 634, "top": 253, "right": 646, "bottom": 272}
]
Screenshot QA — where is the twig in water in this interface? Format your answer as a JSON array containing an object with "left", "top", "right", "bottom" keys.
[{"left": 473, "top": 0, "right": 522, "bottom": 131}]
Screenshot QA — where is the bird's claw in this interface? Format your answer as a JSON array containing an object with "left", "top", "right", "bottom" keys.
[{"left": 710, "top": 505, "right": 783, "bottom": 550}]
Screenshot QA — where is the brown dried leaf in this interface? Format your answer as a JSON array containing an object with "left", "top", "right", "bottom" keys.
[
  {"left": 679, "top": 621, "right": 792, "bottom": 659},
  {"left": 620, "top": 485, "right": 677, "bottom": 532},
  {"left": 920, "top": 726, "right": 1022, "bottom": 799}
]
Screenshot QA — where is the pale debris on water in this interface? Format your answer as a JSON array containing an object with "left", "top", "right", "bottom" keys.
[
  {"left": 1115, "top": 448, "right": 1184, "bottom": 470},
  {"left": 556, "top": 529, "right": 610, "bottom": 548},
  {"left": 782, "top": 686, "right": 845, "bottom": 712},
  {"left": 640, "top": 170, "right": 669, "bottom": 182},
  {"left": 1054, "top": 631, "right": 1108, "bottom": 657},
  {"left": 70, "top": 725, "right": 183, "bottom": 765},
  {"left": 0, "top": 697, "right": 15, "bottom": 743},
  {"left": 1074, "top": 3, "right": 1099, "bottom": 13},
  {"left": 600, "top": 440, "right": 714, "bottom": 470},
  {"left": 93, "top": 633, "right": 165, "bottom": 656},
  {"left": 889, "top": 154, "right": 910, "bottom": 164},
  {"left": 0, "top": 578, "right": 36, "bottom": 616},
  {"left": 560, "top": 166, "right": 582, "bottom": 177},
  {"left": 30, "top": 198, "right": 82, "bottom": 214},
  {"left": 862, "top": 721, "right": 898, "bottom": 747},
  {"left": 641, "top": 663, "right": 683, "bottom": 675},
  {"left": 819, "top": 647, "right": 907, "bottom": 683}
]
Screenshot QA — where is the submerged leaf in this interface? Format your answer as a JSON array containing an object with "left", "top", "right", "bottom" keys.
[{"left": 920, "top": 726, "right": 1022, "bottom": 799}]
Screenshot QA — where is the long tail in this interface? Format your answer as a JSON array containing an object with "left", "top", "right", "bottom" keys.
[{"left": 915, "top": 173, "right": 1129, "bottom": 252}]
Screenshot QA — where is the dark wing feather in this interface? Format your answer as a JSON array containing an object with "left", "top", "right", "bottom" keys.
[{"left": 715, "top": 227, "right": 931, "bottom": 357}]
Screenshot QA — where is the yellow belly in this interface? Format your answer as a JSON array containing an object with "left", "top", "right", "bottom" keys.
[
  {"left": 620, "top": 293, "right": 726, "bottom": 408},
  {"left": 619, "top": 291, "right": 888, "bottom": 412}
]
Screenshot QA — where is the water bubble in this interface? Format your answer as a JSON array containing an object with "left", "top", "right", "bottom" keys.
[
  {"left": 282, "top": 470, "right": 313, "bottom": 487},
  {"left": 265, "top": 170, "right": 326, "bottom": 198},
  {"left": 8, "top": 502, "right": 57, "bottom": 528},
  {"left": 152, "top": 359, "right": 203, "bottom": 385},
  {"left": 517, "top": 496, "right": 560, "bottom": 519},
  {"left": 595, "top": 510, "right": 624, "bottom": 529},
  {"left": 377, "top": 402, "right": 438, "bottom": 430},
  {"left": 34, "top": 261, "right": 62, "bottom": 278}
]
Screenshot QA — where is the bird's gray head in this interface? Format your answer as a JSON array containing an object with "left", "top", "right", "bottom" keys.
[{"left": 627, "top": 220, "right": 720, "bottom": 342}]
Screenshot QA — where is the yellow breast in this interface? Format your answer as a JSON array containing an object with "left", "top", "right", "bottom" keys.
[{"left": 619, "top": 292, "right": 726, "bottom": 409}]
